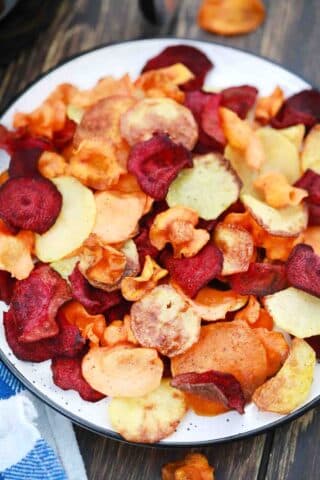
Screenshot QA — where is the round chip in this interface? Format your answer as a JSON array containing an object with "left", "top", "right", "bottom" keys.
[
  {"left": 120, "top": 97, "right": 198, "bottom": 150},
  {"left": 130, "top": 284, "right": 201, "bottom": 357}
]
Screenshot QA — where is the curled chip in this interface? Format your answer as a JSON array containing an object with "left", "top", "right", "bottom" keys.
[
  {"left": 198, "top": 0, "right": 265, "bottom": 36},
  {"left": 134, "top": 227, "right": 159, "bottom": 266},
  {"left": 69, "top": 264, "right": 121, "bottom": 315},
  {"left": 51, "top": 356, "right": 105, "bottom": 402},
  {"left": 60, "top": 300, "right": 106, "bottom": 344},
  {"left": 38, "top": 151, "right": 67, "bottom": 179},
  {"left": 171, "top": 370, "right": 245, "bottom": 413},
  {"left": 79, "top": 244, "right": 127, "bottom": 291},
  {"left": 253, "top": 338, "right": 315, "bottom": 414},
  {"left": 171, "top": 321, "right": 268, "bottom": 398},
  {"left": 10, "top": 264, "right": 71, "bottom": 343},
  {"left": 271, "top": 89, "right": 320, "bottom": 129},
  {"left": 0, "top": 177, "right": 62, "bottom": 234},
  {"left": 254, "top": 328, "right": 289, "bottom": 378},
  {"left": 214, "top": 222, "right": 254, "bottom": 275},
  {"left": 190, "top": 287, "right": 248, "bottom": 321},
  {"left": 121, "top": 256, "right": 168, "bottom": 302},
  {"left": 254, "top": 172, "right": 308, "bottom": 209},
  {"left": 108, "top": 378, "right": 187, "bottom": 444},
  {"left": 0, "top": 270, "right": 15, "bottom": 303},
  {"left": 150, "top": 206, "right": 209, "bottom": 258},
  {"left": 127, "top": 134, "right": 192, "bottom": 200},
  {"left": 167, "top": 153, "right": 241, "bottom": 221},
  {"left": 235, "top": 295, "right": 260, "bottom": 324},
  {"left": 120, "top": 98, "right": 198, "bottom": 150},
  {"left": 255, "top": 86, "right": 284, "bottom": 124},
  {"left": 68, "top": 139, "right": 124, "bottom": 190},
  {"left": 92, "top": 190, "right": 147, "bottom": 244},
  {"left": 219, "top": 107, "right": 252, "bottom": 151},
  {"left": 301, "top": 125, "right": 320, "bottom": 174},
  {"left": 221, "top": 85, "right": 258, "bottom": 119},
  {"left": 0, "top": 224, "right": 34, "bottom": 280},
  {"left": 162, "top": 453, "right": 215, "bottom": 480},
  {"left": 286, "top": 244, "right": 320, "bottom": 298},
  {"left": 8, "top": 136, "right": 52, "bottom": 178},
  {"left": 141, "top": 44, "right": 213, "bottom": 91},
  {"left": 230, "top": 262, "right": 287, "bottom": 297},
  {"left": 130, "top": 284, "right": 201, "bottom": 356},
  {"left": 4, "top": 307, "right": 85, "bottom": 362},
  {"left": 82, "top": 344, "right": 163, "bottom": 397},
  {"left": 161, "top": 244, "right": 223, "bottom": 298}
]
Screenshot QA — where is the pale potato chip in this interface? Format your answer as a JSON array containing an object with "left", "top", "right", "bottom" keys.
[
  {"left": 264, "top": 287, "right": 320, "bottom": 338},
  {"left": 167, "top": 153, "right": 241, "bottom": 220},
  {"left": 120, "top": 97, "right": 198, "bottom": 150},
  {"left": 225, "top": 144, "right": 257, "bottom": 195},
  {"left": 301, "top": 124, "right": 320, "bottom": 173},
  {"left": 50, "top": 256, "right": 80, "bottom": 280},
  {"left": 253, "top": 338, "right": 315, "bottom": 414},
  {"left": 278, "top": 124, "right": 305, "bottom": 151},
  {"left": 35, "top": 176, "right": 96, "bottom": 262},
  {"left": 130, "top": 284, "right": 201, "bottom": 357},
  {"left": 214, "top": 222, "right": 254, "bottom": 275},
  {"left": 66, "top": 104, "right": 84, "bottom": 124},
  {"left": 82, "top": 345, "right": 163, "bottom": 397},
  {"left": 108, "top": 379, "right": 187, "bottom": 443}
]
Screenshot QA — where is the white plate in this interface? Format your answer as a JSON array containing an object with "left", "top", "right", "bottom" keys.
[{"left": 0, "top": 38, "right": 318, "bottom": 446}]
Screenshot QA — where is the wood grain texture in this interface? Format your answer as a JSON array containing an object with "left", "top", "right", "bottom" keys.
[{"left": 1, "top": 1, "right": 320, "bottom": 479}]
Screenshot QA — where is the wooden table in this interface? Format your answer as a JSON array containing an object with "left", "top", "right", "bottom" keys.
[{"left": 1, "top": 1, "right": 320, "bottom": 478}]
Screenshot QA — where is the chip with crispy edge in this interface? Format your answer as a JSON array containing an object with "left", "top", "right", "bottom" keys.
[
  {"left": 254, "top": 328, "right": 289, "bottom": 378},
  {"left": 254, "top": 172, "right": 308, "bottom": 209},
  {"left": 162, "top": 453, "right": 215, "bottom": 480},
  {"left": 301, "top": 124, "right": 320, "bottom": 173},
  {"left": 38, "top": 151, "right": 67, "bottom": 179},
  {"left": 150, "top": 206, "right": 209, "bottom": 258},
  {"left": 253, "top": 338, "right": 315, "bottom": 414},
  {"left": 214, "top": 222, "right": 254, "bottom": 275},
  {"left": 234, "top": 295, "right": 260, "bottom": 324},
  {"left": 0, "top": 222, "right": 34, "bottom": 280},
  {"left": 189, "top": 287, "right": 248, "bottom": 321},
  {"left": 108, "top": 378, "right": 187, "bottom": 444},
  {"left": 120, "top": 97, "right": 198, "bottom": 150},
  {"left": 198, "top": 0, "right": 265, "bottom": 36},
  {"left": 255, "top": 86, "right": 285, "bottom": 124},
  {"left": 130, "top": 284, "right": 201, "bottom": 357},
  {"left": 167, "top": 154, "right": 241, "bottom": 221},
  {"left": 60, "top": 300, "right": 106, "bottom": 344},
  {"left": 121, "top": 255, "right": 168, "bottom": 302},
  {"left": 82, "top": 344, "right": 164, "bottom": 397}
]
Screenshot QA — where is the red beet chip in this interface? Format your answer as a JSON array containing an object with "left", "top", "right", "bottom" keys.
[
  {"left": 306, "top": 336, "right": 320, "bottom": 359},
  {"left": 0, "top": 176, "right": 62, "bottom": 234},
  {"left": 230, "top": 263, "right": 287, "bottom": 296},
  {"left": 107, "top": 298, "right": 132, "bottom": 323},
  {"left": 0, "top": 125, "right": 28, "bottom": 155},
  {"left": 134, "top": 227, "right": 159, "bottom": 266},
  {"left": 139, "top": 200, "right": 168, "bottom": 229},
  {"left": 161, "top": 244, "right": 223, "bottom": 298},
  {"left": 141, "top": 45, "right": 213, "bottom": 91},
  {"left": 271, "top": 89, "right": 320, "bottom": 129},
  {"left": 171, "top": 370, "right": 245, "bottom": 414},
  {"left": 69, "top": 265, "right": 122, "bottom": 315},
  {"left": 201, "top": 93, "right": 226, "bottom": 146},
  {"left": 52, "top": 119, "right": 77, "bottom": 151},
  {"left": 11, "top": 264, "right": 71, "bottom": 343},
  {"left": 9, "top": 136, "right": 52, "bottom": 178},
  {"left": 221, "top": 85, "right": 258, "bottom": 119},
  {"left": 197, "top": 218, "right": 218, "bottom": 233},
  {"left": 0, "top": 270, "right": 15, "bottom": 304},
  {"left": 51, "top": 356, "right": 105, "bottom": 402},
  {"left": 286, "top": 244, "right": 320, "bottom": 298},
  {"left": 308, "top": 202, "right": 320, "bottom": 226},
  {"left": 4, "top": 307, "right": 85, "bottom": 362},
  {"left": 295, "top": 169, "right": 320, "bottom": 204},
  {"left": 128, "top": 134, "right": 192, "bottom": 200}
]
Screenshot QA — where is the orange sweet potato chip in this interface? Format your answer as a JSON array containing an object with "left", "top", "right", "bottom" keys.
[
  {"left": 0, "top": 171, "right": 9, "bottom": 185},
  {"left": 0, "top": 221, "right": 34, "bottom": 280},
  {"left": 190, "top": 287, "right": 248, "bottom": 321},
  {"left": 101, "top": 316, "right": 138, "bottom": 347},
  {"left": 150, "top": 206, "right": 209, "bottom": 258},
  {"left": 256, "top": 86, "right": 285, "bottom": 124},
  {"left": 162, "top": 453, "right": 215, "bottom": 480},
  {"left": 60, "top": 300, "right": 106, "bottom": 345},
  {"left": 198, "top": 0, "right": 265, "bottom": 36},
  {"left": 234, "top": 295, "right": 260, "bottom": 324},
  {"left": 300, "top": 226, "right": 320, "bottom": 255},
  {"left": 254, "top": 328, "right": 289, "bottom": 377},
  {"left": 38, "top": 151, "right": 67, "bottom": 179},
  {"left": 121, "top": 255, "right": 168, "bottom": 301},
  {"left": 254, "top": 172, "right": 308, "bottom": 208},
  {"left": 68, "top": 139, "right": 124, "bottom": 190}
]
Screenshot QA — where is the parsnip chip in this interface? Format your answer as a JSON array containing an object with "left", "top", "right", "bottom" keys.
[
  {"left": 150, "top": 206, "right": 209, "bottom": 258},
  {"left": 120, "top": 97, "right": 198, "bottom": 150},
  {"left": 255, "top": 86, "right": 284, "bottom": 123},
  {"left": 82, "top": 345, "right": 163, "bottom": 397},
  {"left": 301, "top": 124, "right": 320, "bottom": 173},
  {"left": 130, "top": 284, "right": 201, "bottom": 357},
  {"left": 162, "top": 453, "right": 215, "bottom": 480},
  {"left": 253, "top": 338, "right": 315, "bottom": 414},
  {"left": 198, "top": 0, "right": 265, "bottom": 36},
  {"left": 68, "top": 139, "right": 124, "bottom": 190},
  {"left": 190, "top": 287, "right": 248, "bottom": 321},
  {"left": 0, "top": 225, "right": 34, "bottom": 280},
  {"left": 50, "top": 256, "right": 80, "bottom": 280},
  {"left": 38, "top": 151, "right": 67, "bottom": 179},
  {"left": 264, "top": 287, "right": 320, "bottom": 338},
  {"left": 254, "top": 172, "right": 308, "bottom": 209},
  {"left": 167, "top": 153, "right": 241, "bottom": 220},
  {"left": 108, "top": 379, "right": 187, "bottom": 444},
  {"left": 214, "top": 222, "right": 254, "bottom": 275},
  {"left": 241, "top": 193, "right": 308, "bottom": 237},
  {"left": 121, "top": 256, "right": 168, "bottom": 301},
  {"left": 278, "top": 124, "right": 305, "bottom": 151}
]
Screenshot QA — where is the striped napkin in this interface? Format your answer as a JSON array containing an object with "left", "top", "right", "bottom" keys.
[{"left": 0, "top": 361, "right": 87, "bottom": 480}]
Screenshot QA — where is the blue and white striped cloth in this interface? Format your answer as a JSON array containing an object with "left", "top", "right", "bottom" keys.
[{"left": 0, "top": 361, "right": 87, "bottom": 480}]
